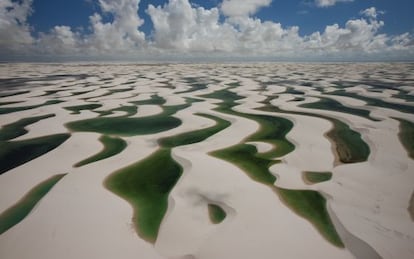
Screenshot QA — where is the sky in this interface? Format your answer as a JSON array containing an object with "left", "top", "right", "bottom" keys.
[{"left": 0, "top": 0, "right": 413, "bottom": 61}]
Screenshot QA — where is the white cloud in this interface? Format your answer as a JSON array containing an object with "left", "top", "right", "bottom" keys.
[
  {"left": 146, "top": 3, "right": 413, "bottom": 59},
  {"left": 146, "top": 0, "right": 304, "bottom": 56},
  {"left": 315, "top": 0, "right": 353, "bottom": 8},
  {"left": 221, "top": 0, "right": 272, "bottom": 17},
  {"left": 34, "top": 0, "right": 146, "bottom": 57},
  {"left": 85, "top": 0, "right": 145, "bottom": 54},
  {"left": 37, "top": 26, "right": 80, "bottom": 55},
  {"left": 0, "top": 0, "right": 413, "bottom": 61},
  {"left": 146, "top": 1, "right": 407, "bottom": 58},
  {"left": 227, "top": 17, "right": 303, "bottom": 54},
  {"left": 147, "top": 0, "right": 238, "bottom": 52},
  {"left": 360, "top": 7, "right": 384, "bottom": 19},
  {"left": 306, "top": 17, "right": 387, "bottom": 53},
  {"left": 0, "top": 0, "right": 34, "bottom": 55},
  {"left": 97, "top": 0, "right": 145, "bottom": 42},
  {"left": 391, "top": 33, "right": 413, "bottom": 47},
  {"left": 1, "top": 0, "right": 147, "bottom": 58}
]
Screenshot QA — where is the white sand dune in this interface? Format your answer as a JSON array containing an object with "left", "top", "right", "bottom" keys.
[
  {"left": 0, "top": 138, "right": 164, "bottom": 259},
  {"left": 158, "top": 110, "right": 352, "bottom": 258},
  {"left": 0, "top": 63, "right": 413, "bottom": 259},
  {"left": 0, "top": 132, "right": 102, "bottom": 212}
]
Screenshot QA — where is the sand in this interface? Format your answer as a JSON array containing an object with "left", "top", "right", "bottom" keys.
[
  {"left": 409, "top": 191, "right": 414, "bottom": 221},
  {"left": 0, "top": 63, "right": 413, "bottom": 259}
]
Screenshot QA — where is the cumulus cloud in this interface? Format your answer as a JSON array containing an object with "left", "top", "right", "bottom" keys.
[
  {"left": 391, "top": 33, "right": 414, "bottom": 49},
  {"left": 0, "top": 0, "right": 413, "bottom": 60},
  {"left": 221, "top": 0, "right": 272, "bottom": 17},
  {"left": 315, "top": 0, "right": 353, "bottom": 8},
  {"left": 228, "top": 17, "right": 303, "bottom": 54},
  {"left": 146, "top": 2, "right": 410, "bottom": 58},
  {"left": 26, "top": 0, "right": 145, "bottom": 57},
  {"left": 360, "top": 7, "right": 384, "bottom": 19},
  {"left": 147, "top": 0, "right": 237, "bottom": 52},
  {"left": 306, "top": 16, "right": 387, "bottom": 54},
  {"left": 75, "top": 0, "right": 146, "bottom": 56},
  {"left": 146, "top": 0, "right": 303, "bottom": 55},
  {"left": 0, "top": 0, "right": 34, "bottom": 55},
  {"left": 89, "top": 0, "right": 145, "bottom": 49},
  {"left": 37, "top": 26, "right": 80, "bottom": 55}
]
